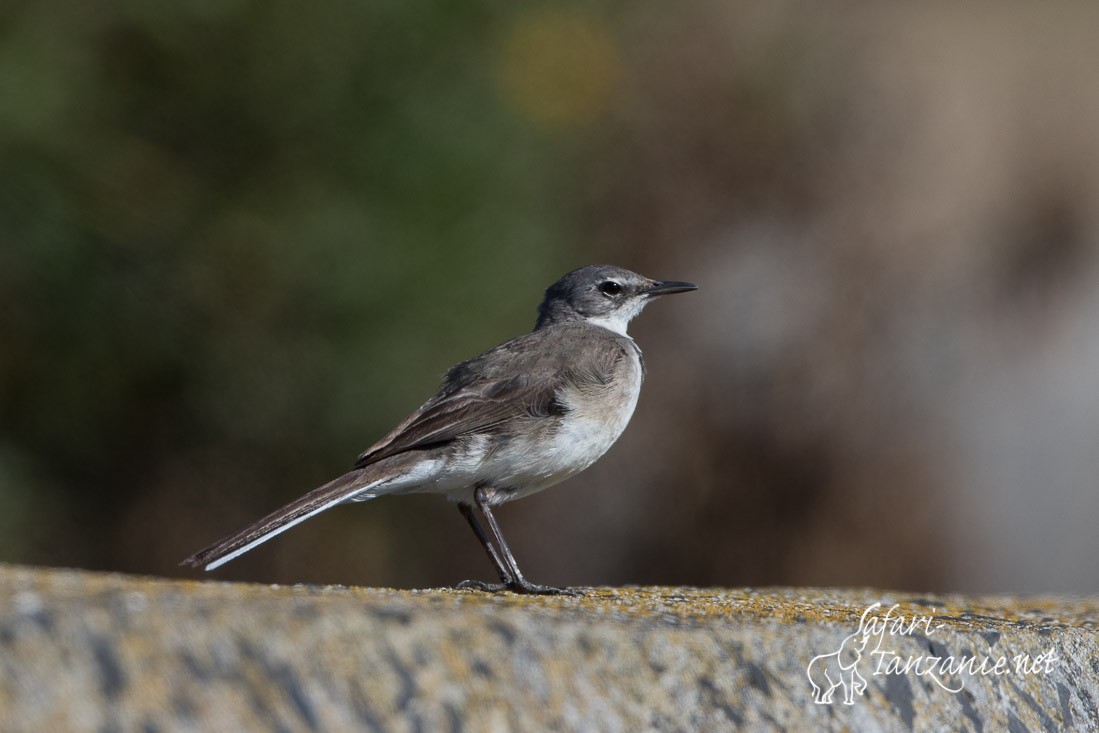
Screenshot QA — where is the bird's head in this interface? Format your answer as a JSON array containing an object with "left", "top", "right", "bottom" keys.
[{"left": 535, "top": 265, "right": 697, "bottom": 335}]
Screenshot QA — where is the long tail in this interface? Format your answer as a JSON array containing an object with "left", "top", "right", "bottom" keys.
[{"left": 182, "top": 468, "right": 384, "bottom": 571}]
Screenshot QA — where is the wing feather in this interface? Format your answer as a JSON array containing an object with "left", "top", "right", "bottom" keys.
[
  {"left": 354, "top": 375, "right": 563, "bottom": 467},
  {"left": 354, "top": 326, "right": 631, "bottom": 468}
]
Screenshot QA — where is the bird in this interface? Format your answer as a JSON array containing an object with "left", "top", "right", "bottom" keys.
[{"left": 182, "top": 265, "right": 697, "bottom": 594}]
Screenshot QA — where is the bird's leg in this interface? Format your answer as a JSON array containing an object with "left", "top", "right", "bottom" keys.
[
  {"left": 456, "top": 502, "right": 513, "bottom": 591},
  {"left": 472, "top": 486, "right": 580, "bottom": 596}
]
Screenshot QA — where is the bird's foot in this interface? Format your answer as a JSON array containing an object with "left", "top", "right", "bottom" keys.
[
  {"left": 456, "top": 578, "right": 582, "bottom": 596},
  {"left": 510, "top": 581, "right": 582, "bottom": 596},
  {"left": 456, "top": 579, "right": 508, "bottom": 592}
]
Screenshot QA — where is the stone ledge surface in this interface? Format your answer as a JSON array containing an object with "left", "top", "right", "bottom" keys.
[{"left": 0, "top": 563, "right": 1096, "bottom": 731}]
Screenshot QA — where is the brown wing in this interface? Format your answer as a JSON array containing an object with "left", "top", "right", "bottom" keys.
[
  {"left": 354, "top": 326, "right": 633, "bottom": 468},
  {"left": 354, "top": 374, "right": 565, "bottom": 467}
]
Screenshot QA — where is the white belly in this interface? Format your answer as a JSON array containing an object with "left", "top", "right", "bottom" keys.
[
  {"left": 548, "top": 370, "right": 641, "bottom": 475},
  {"left": 349, "top": 343, "right": 645, "bottom": 506},
  {"left": 469, "top": 345, "right": 643, "bottom": 504},
  {"left": 413, "top": 347, "right": 643, "bottom": 505}
]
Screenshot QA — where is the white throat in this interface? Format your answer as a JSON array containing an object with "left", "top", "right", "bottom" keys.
[
  {"left": 586, "top": 313, "right": 631, "bottom": 336},
  {"left": 585, "top": 299, "right": 648, "bottom": 337}
]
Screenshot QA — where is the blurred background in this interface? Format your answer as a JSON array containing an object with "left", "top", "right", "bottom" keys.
[{"left": 3, "top": 2, "right": 1099, "bottom": 594}]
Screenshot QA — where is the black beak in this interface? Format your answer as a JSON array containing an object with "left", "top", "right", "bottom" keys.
[{"left": 645, "top": 279, "right": 699, "bottom": 297}]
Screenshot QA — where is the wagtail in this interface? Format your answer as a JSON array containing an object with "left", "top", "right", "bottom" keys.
[{"left": 183, "top": 265, "right": 697, "bottom": 594}]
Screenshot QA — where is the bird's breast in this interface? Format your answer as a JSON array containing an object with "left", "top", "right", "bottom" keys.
[
  {"left": 554, "top": 347, "right": 643, "bottom": 468},
  {"left": 440, "top": 344, "right": 645, "bottom": 505},
  {"left": 492, "top": 345, "right": 643, "bottom": 499}
]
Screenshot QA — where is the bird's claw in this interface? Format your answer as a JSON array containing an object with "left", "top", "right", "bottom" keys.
[
  {"left": 456, "top": 579, "right": 508, "bottom": 592},
  {"left": 456, "top": 579, "right": 582, "bottom": 596}
]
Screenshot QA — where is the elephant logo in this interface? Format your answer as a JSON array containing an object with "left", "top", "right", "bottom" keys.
[{"left": 806, "top": 603, "right": 879, "bottom": 705}]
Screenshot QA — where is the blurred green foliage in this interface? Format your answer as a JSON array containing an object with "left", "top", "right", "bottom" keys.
[{"left": 0, "top": 1, "right": 610, "bottom": 573}]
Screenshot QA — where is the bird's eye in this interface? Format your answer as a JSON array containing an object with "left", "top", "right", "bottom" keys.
[{"left": 598, "top": 280, "right": 623, "bottom": 296}]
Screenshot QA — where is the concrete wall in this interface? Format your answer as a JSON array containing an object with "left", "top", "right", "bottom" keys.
[{"left": 1, "top": 564, "right": 1094, "bottom": 731}]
